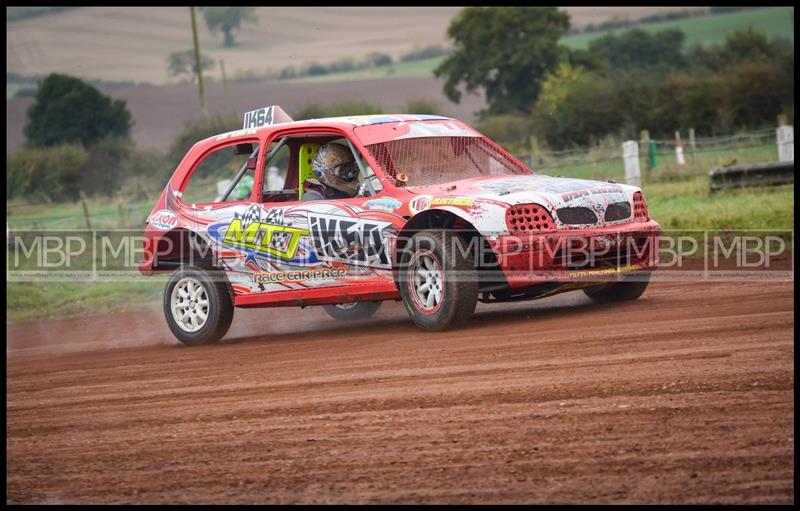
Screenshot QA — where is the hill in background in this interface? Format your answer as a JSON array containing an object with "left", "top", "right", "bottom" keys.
[{"left": 7, "top": 7, "right": 709, "bottom": 85}]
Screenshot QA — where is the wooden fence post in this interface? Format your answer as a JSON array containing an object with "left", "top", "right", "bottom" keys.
[
  {"left": 80, "top": 194, "right": 92, "bottom": 230},
  {"left": 529, "top": 135, "right": 540, "bottom": 170},
  {"left": 675, "top": 130, "right": 686, "bottom": 166},
  {"left": 117, "top": 199, "right": 126, "bottom": 227}
]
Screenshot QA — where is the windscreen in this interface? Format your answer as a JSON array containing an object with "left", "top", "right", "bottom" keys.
[{"left": 364, "top": 136, "right": 531, "bottom": 188}]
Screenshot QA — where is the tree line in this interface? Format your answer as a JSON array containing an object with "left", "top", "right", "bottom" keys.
[{"left": 435, "top": 7, "right": 794, "bottom": 150}]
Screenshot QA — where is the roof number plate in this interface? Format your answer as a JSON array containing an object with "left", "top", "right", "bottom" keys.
[{"left": 242, "top": 105, "right": 294, "bottom": 129}]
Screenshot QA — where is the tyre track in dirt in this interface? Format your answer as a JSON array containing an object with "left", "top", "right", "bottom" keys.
[{"left": 6, "top": 281, "right": 794, "bottom": 504}]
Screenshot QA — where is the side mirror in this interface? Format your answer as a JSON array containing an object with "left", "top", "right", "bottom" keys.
[{"left": 234, "top": 143, "right": 254, "bottom": 155}]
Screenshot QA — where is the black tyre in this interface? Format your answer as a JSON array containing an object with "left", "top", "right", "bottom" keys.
[
  {"left": 323, "top": 301, "right": 382, "bottom": 321},
  {"left": 583, "top": 272, "right": 651, "bottom": 303},
  {"left": 398, "top": 230, "right": 478, "bottom": 331},
  {"left": 163, "top": 265, "right": 234, "bottom": 346}
]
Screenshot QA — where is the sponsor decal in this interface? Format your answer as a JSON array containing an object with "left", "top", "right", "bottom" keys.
[
  {"left": 149, "top": 209, "right": 178, "bottom": 231},
  {"left": 253, "top": 267, "right": 347, "bottom": 285},
  {"left": 308, "top": 213, "right": 393, "bottom": 269},
  {"left": 409, "top": 195, "right": 432, "bottom": 215},
  {"left": 218, "top": 219, "right": 309, "bottom": 260},
  {"left": 561, "top": 185, "right": 624, "bottom": 202},
  {"left": 207, "top": 204, "right": 320, "bottom": 265},
  {"left": 208, "top": 205, "right": 313, "bottom": 263},
  {"left": 568, "top": 263, "right": 639, "bottom": 279},
  {"left": 363, "top": 197, "right": 402, "bottom": 212},
  {"left": 430, "top": 197, "right": 474, "bottom": 207}
]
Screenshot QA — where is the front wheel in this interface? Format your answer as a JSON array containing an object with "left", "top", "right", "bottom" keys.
[
  {"left": 323, "top": 301, "right": 382, "bottom": 321},
  {"left": 163, "top": 266, "right": 234, "bottom": 346},
  {"left": 398, "top": 230, "right": 478, "bottom": 331},
  {"left": 583, "top": 272, "right": 651, "bottom": 303}
]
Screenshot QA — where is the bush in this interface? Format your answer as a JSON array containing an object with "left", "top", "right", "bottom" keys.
[
  {"left": 13, "top": 87, "right": 37, "bottom": 98},
  {"left": 167, "top": 114, "right": 241, "bottom": 169},
  {"left": 279, "top": 65, "right": 297, "bottom": 79},
  {"left": 400, "top": 45, "right": 451, "bottom": 62},
  {"left": 7, "top": 145, "right": 88, "bottom": 202},
  {"left": 588, "top": 28, "right": 687, "bottom": 71},
  {"left": 304, "top": 62, "right": 329, "bottom": 76},
  {"left": 330, "top": 57, "right": 356, "bottom": 73},
  {"left": 720, "top": 60, "right": 793, "bottom": 130},
  {"left": 531, "top": 71, "right": 625, "bottom": 148},
  {"left": 476, "top": 115, "right": 530, "bottom": 148},
  {"left": 294, "top": 101, "right": 384, "bottom": 120},
  {"left": 7, "top": 139, "right": 170, "bottom": 202},
  {"left": 81, "top": 137, "right": 135, "bottom": 197},
  {"left": 403, "top": 99, "right": 444, "bottom": 116},
  {"left": 528, "top": 25, "right": 793, "bottom": 147},
  {"left": 24, "top": 73, "right": 132, "bottom": 148},
  {"left": 365, "top": 52, "right": 393, "bottom": 67}
]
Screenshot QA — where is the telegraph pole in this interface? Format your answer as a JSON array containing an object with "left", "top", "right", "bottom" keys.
[{"left": 190, "top": 6, "right": 207, "bottom": 116}]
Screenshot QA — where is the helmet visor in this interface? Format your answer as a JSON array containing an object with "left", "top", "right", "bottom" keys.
[{"left": 330, "top": 161, "right": 358, "bottom": 181}]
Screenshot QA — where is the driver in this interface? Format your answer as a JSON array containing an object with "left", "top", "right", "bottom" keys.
[{"left": 302, "top": 142, "right": 359, "bottom": 201}]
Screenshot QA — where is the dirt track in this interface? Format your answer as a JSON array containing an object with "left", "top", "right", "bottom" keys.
[{"left": 6, "top": 280, "right": 794, "bottom": 504}]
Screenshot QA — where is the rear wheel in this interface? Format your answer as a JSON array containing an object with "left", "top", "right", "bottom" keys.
[
  {"left": 583, "top": 272, "right": 651, "bottom": 303},
  {"left": 399, "top": 230, "right": 478, "bottom": 331},
  {"left": 163, "top": 265, "right": 234, "bottom": 346},
  {"left": 323, "top": 301, "right": 382, "bottom": 321}
]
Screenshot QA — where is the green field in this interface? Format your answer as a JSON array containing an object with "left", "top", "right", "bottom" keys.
[
  {"left": 6, "top": 197, "right": 155, "bottom": 230},
  {"left": 563, "top": 6, "right": 794, "bottom": 50},
  {"left": 6, "top": 280, "right": 165, "bottom": 323},
  {"left": 538, "top": 144, "right": 779, "bottom": 183},
  {"left": 280, "top": 56, "right": 448, "bottom": 84}
]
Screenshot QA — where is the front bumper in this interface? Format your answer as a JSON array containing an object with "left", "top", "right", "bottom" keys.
[{"left": 486, "top": 220, "right": 661, "bottom": 288}]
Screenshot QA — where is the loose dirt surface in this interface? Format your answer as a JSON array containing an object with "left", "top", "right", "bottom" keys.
[{"left": 6, "top": 280, "right": 794, "bottom": 504}]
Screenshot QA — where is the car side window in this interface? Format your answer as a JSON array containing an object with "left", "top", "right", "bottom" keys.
[
  {"left": 181, "top": 141, "right": 260, "bottom": 205},
  {"left": 263, "top": 141, "right": 290, "bottom": 192}
]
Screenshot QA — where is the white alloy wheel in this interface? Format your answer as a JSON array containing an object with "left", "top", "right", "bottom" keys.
[
  {"left": 409, "top": 249, "right": 444, "bottom": 313},
  {"left": 170, "top": 276, "right": 210, "bottom": 333}
]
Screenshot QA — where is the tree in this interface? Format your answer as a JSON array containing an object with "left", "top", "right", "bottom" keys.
[
  {"left": 200, "top": 7, "right": 256, "bottom": 47},
  {"left": 434, "top": 7, "right": 570, "bottom": 116},
  {"left": 531, "top": 70, "right": 627, "bottom": 148},
  {"left": 167, "top": 49, "right": 215, "bottom": 83},
  {"left": 717, "top": 28, "right": 775, "bottom": 65},
  {"left": 24, "top": 73, "right": 132, "bottom": 148},
  {"left": 588, "top": 28, "right": 687, "bottom": 71}
]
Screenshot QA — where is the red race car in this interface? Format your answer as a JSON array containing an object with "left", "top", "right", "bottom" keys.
[{"left": 140, "top": 106, "right": 660, "bottom": 345}]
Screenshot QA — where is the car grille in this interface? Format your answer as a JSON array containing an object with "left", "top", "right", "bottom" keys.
[
  {"left": 604, "top": 202, "right": 632, "bottom": 222},
  {"left": 506, "top": 204, "right": 556, "bottom": 234},
  {"left": 557, "top": 207, "right": 598, "bottom": 225}
]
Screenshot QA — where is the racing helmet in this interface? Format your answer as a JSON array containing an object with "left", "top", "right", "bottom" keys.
[{"left": 312, "top": 142, "right": 358, "bottom": 182}]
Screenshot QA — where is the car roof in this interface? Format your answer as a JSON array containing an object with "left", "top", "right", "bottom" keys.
[
  {"left": 291, "top": 114, "right": 452, "bottom": 126},
  {"left": 199, "top": 114, "right": 459, "bottom": 148}
]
